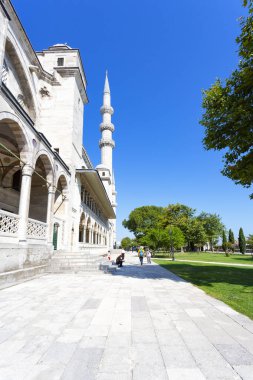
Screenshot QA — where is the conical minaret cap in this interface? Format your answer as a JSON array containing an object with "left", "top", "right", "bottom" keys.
[{"left": 104, "top": 70, "right": 110, "bottom": 94}]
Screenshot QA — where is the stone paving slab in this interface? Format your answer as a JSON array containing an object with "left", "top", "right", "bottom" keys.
[{"left": 0, "top": 255, "right": 252, "bottom": 379}]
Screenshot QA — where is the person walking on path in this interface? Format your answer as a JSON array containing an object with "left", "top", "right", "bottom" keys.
[
  {"left": 146, "top": 248, "right": 152, "bottom": 264},
  {"left": 138, "top": 247, "right": 144, "bottom": 265}
]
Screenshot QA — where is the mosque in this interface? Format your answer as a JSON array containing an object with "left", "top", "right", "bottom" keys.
[{"left": 0, "top": 0, "right": 117, "bottom": 277}]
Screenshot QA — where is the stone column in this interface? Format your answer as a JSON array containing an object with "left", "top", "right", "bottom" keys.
[
  {"left": 62, "top": 190, "right": 69, "bottom": 248},
  {"left": 0, "top": 9, "right": 8, "bottom": 78},
  {"left": 18, "top": 164, "right": 34, "bottom": 243},
  {"left": 82, "top": 227, "right": 86, "bottom": 243},
  {"left": 46, "top": 185, "right": 55, "bottom": 244}
]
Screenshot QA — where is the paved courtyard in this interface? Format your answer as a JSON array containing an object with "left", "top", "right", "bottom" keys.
[{"left": 0, "top": 256, "right": 253, "bottom": 380}]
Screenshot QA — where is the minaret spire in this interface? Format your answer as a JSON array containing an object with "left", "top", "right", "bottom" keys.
[
  {"left": 99, "top": 71, "right": 115, "bottom": 175},
  {"left": 104, "top": 70, "right": 110, "bottom": 94}
]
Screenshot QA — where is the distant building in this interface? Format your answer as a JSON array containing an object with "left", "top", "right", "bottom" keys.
[{"left": 0, "top": 0, "right": 117, "bottom": 273}]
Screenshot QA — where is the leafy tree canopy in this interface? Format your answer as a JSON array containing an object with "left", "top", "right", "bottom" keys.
[
  {"left": 122, "top": 206, "right": 164, "bottom": 238},
  {"left": 246, "top": 233, "right": 253, "bottom": 248},
  {"left": 166, "top": 226, "right": 185, "bottom": 250},
  {"left": 141, "top": 228, "right": 168, "bottom": 250},
  {"left": 186, "top": 219, "right": 208, "bottom": 249},
  {"left": 200, "top": 1, "right": 253, "bottom": 197},
  {"left": 121, "top": 237, "right": 133, "bottom": 249},
  {"left": 197, "top": 212, "right": 224, "bottom": 246},
  {"left": 161, "top": 203, "right": 195, "bottom": 231}
]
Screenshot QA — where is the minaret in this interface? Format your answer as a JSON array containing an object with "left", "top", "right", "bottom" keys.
[
  {"left": 99, "top": 71, "right": 115, "bottom": 175},
  {"left": 96, "top": 72, "right": 117, "bottom": 248}
]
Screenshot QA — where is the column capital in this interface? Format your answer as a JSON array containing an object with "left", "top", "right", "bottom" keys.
[
  {"left": 22, "top": 164, "right": 34, "bottom": 177},
  {"left": 47, "top": 184, "right": 56, "bottom": 194}
]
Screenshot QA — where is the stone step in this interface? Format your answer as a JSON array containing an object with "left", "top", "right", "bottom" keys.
[
  {"left": 47, "top": 266, "right": 102, "bottom": 273},
  {"left": 47, "top": 252, "right": 108, "bottom": 273},
  {"left": 50, "top": 264, "right": 101, "bottom": 268},
  {"left": 0, "top": 265, "right": 47, "bottom": 290},
  {"left": 51, "top": 256, "right": 102, "bottom": 260}
]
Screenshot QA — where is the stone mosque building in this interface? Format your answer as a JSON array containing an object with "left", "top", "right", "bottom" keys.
[{"left": 0, "top": 0, "right": 117, "bottom": 277}]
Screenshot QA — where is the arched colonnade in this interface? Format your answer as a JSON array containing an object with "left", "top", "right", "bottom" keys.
[
  {"left": 78, "top": 214, "right": 107, "bottom": 246},
  {"left": 0, "top": 113, "right": 69, "bottom": 245}
]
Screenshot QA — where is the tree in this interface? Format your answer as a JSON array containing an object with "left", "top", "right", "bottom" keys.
[
  {"left": 186, "top": 219, "right": 207, "bottom": 251},
  {"left": 121, "top": 237, "right": 133, "bottom": 250},
  {"left": 143, "top": 228, "right": 168, "bottom": 252},
  {"left": 122, "top": 206, "right": 164, "bottom": 239},
  {"left": 239, "top": 227, "right": 246, "bottom": 254},
  {"left": 197, "top": 212, "right": 224, "bottom": 250},
  {"left": 200, "top": 1, "right": 253, "bottom": 198},
  {"left": 228, "top": 228, "right": 235, "bottom": 252},
  {"left": 161, "top": 203, "right": 196, "bottom": 245},
  {"left": 246, "top": 233, "right": 253, "bottom": 249},
  {"left": 246, "top": 234, "right": 253, "bottom": 258},
  {"left": 165, "top": 226, "right": 185, "bottom": 251},
  {"left": 222, "top": 230, "right": 228, "bottom": 253},
  {"left": 228, "top": 229, "right": 235, "bottom": 244}
]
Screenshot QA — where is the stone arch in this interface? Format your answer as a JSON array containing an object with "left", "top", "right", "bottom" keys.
[
  {"left": 0, "top": 114, "right": 32, "bottom": 213},
  {"left": 33, "top": 150, "right": 54, "bottom": 183},
  {"left": 0, "top": 112, "right": 32, "bottom": 161},
  {"left": 54, "top": 174, "right": 68, "bottom": 218},
  {"left": 3, "top": 37, "right": 37, "bottom": 121},
  {"left": 29, "top": 153, "right": 54, "bottom": 222}
]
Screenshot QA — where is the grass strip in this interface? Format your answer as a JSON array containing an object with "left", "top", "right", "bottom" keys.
[{"left": 154, "top": 252, "right": 253, "bottom": 265}]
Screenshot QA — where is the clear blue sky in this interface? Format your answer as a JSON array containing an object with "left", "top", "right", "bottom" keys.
[{"left": 13, "top": 0, "right": 252, "bottom": 241}]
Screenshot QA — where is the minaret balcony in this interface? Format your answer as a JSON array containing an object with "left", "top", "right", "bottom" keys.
[
  {"left": 99, "top": 138, "right": 115, "bottom": 149},
  {"left": 100, "top": 122, "right": 115, "bottom": 132},
  {"left": 100, "top": 105, "right": 114, "bottom": 115}
]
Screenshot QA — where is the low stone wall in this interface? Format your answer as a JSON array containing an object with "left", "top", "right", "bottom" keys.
[{"left": 0, "top": 244, "right": 52, "bottom": 273}]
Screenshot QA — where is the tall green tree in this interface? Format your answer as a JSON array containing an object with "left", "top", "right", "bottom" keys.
[
  {"left": 122, "top": 206, "right": 164, "bottom": 239},
  {"left": 239, "top": 227, "right": 246, "bottom": 254},
  {"left": 161, "top": 203, "right": 195, "bottom": 243},
  {"left": 197, "top": 212, "right": 224, "bottom": 250},
  {"left": 143, "top": 228, "right": 168, "bottom": 251},
  {"left": 186, "top": 219, "right": 207, "bottom": 251},
  {"left": 228, "top": 229, "right": 235, "bottom": 244},
  {"left": 166, "top": 226, "right": 185, "bottom": 251},
  {"left": 222, "top": 230, "right": 228, "bottom": 253},
  {"left": 200, "top": 1, "right": 253, "bottom": 198},
  {"left": 228, "top": 228, "right": 235, "bottom": 252},
  {"left": 121, "top": 237, "right": 133, "bottom": 250}
]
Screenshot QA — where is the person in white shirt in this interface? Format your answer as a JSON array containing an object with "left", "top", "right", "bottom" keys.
[{"left": 146, "top": 249, "right": 152, "bottom": 264}]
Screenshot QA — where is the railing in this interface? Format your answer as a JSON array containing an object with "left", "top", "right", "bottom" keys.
[
  {"left": 27, "top": 218, "right": 47, "bottom": 239},
  {"left": 0, "top": 210, "right": 19, "bottom": 236}
]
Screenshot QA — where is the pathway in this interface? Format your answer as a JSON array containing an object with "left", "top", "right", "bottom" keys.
[
  {"left": 0, "top": 255, "right": 252, "bottom": 380},
  {"left": 155, "top": 258, "right": 253, "bottom": 267}
]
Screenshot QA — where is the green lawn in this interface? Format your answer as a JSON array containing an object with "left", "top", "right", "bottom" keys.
[
  {"left": 154, "top": 251, "right": 253, "bottom": 265},
  {"left": 154, "top": 259, "right": 253, "bottom": 320}
]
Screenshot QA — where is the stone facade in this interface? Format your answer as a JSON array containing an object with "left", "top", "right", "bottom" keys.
[{"left": 0, "top": 0, "right": 116, "bottom": 272}]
